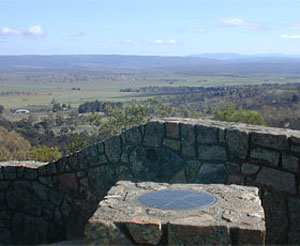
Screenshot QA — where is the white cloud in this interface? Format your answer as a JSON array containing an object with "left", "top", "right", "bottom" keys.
[
  {"left": 0, "top": 25, "right": 45, "bottom": 37},
  {"left": 153, "top": 39, "right": 177, "bottom": 45},
  {"left": 26, "top": 25, "right": 45, "bottom": 36},
  {"left": 220, "top": 18, "right": 262, "bottom": 29},
  {"left": 167, "top": 39, "right": 176, "bottom": 44},
  {"left": 279, "top": 34, "right": 300, "bottom": 40},
  {"left": 154, "top": 39, "right": 164, "bottom": 44},
  {"left": 0, "top": 27, "right": 21, "bottom": 36}
]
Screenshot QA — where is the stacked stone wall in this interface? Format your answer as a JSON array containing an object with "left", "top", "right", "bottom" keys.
[{"left": 0, "top": 119, "right": 299, "bottom": 245}]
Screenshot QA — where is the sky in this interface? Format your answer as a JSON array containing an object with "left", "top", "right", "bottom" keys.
[{"left": 1, "top": 0, "right": 300, "bottom": 56}]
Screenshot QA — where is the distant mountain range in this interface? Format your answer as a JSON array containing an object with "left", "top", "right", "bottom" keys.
[
  {"left": 1, "top": 54, "right": 300, "bottom": 73},
  {"left": 189, "top": 53, "right": 300, "bottom": 60}
]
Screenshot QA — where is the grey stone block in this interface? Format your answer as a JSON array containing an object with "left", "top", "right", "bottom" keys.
[
  {"left": 198, "top": 145, "right": 227, "bottom": 161},
  {"left": 2, "top": 166, "right": 16, "bottom": 180},
  {"left": 88, "top": 165, "right": 116, "bottom": 199},
  {"left": 226, "top": 129, "right": 249, "bottom": 159},
  {"left": 256, "top": 167, "right": 297, "bottom": 194},
  {"left": 85, "top": 181, "right": 265, "bottom": 246},
  {"left": 163, "top": 138, "right": 181, "bottom": 151},
  {"left": 23, "top": 168, "right": 38, "bottom": 180},
  {"left": 282, "top": 153, "right": 299, "bottom": 173},
  {"left": 143, "top": 122, "right": 164, "bottom": 147},
  {"left": 166, "top": 122, "right": 180, "bottom": 139},
  {"left": 105, "top": 136, "right": 121, "bottom": 163},
  {"left": 251, "top": 132, "right": 288, "bottom": 151},
  {"left": 250, "top": 148, "right": 280, "bottom": 167},
  {"left": 185, "top": 160, "right": 202, "bottom": 183},
  {"left": 288, "top": 198, "right": 300, "bottom": 231},
  {"left": 196, "top": 163, "right": 227, "bottom": 184},
  {"left": 181, "top": 123, "right": 196, "bottom": 157},
  {"left": 263, "top": 192, "right": 288, "bottom": 244},
  {"left": 124, "top": 126, "right": 142, "bottom": 144},
  {"left": 6, "top": 181, "right": 42, "bottom": 216},
  {"left": 226, "top": 162, "right": 241, "bottom": 175},
  {"left": 196, "top": 125, "right": 218, "bottom": 144},
  {"left": 241, "top": 163, "right": 260, "bottom": 175}
]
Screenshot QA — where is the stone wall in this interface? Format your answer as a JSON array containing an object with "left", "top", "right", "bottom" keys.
[{"left": 0, "top": 119, "right": 299, "bottom": 245}]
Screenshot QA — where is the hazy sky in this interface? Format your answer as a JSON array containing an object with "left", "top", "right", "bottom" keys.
[{"left": 1, "top": 0, "right": 300, "bottom": 56}]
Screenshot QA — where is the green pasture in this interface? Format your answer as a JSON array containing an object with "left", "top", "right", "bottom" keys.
[{"left": 1, "top": 70, "right": 299, "bottom": 110}]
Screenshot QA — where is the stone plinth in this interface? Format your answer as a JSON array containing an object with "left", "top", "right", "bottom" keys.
[{"left": 84, "top": 181, "right": 265, "bottom": 245}]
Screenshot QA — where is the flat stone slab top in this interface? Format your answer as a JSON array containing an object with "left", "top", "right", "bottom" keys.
[
  {"left": 0, "top": 160, "right": 48, "bottom": 168},
  {"left": 84, "top": 181, "right": 266, "bottom": 245}
]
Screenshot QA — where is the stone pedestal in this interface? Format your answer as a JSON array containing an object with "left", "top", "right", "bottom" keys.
[{"left": 84, "top": 181, "right": 265, "bottom": 245}]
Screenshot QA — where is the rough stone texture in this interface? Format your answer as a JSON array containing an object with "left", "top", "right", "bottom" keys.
[
  {"left": 169, "top": 169, "right": 187, "bottom": 184},
  {"left": 88, "top": 166, "right": 116, "bottom": 199},
  {"left": 166, "top": 121, "right": 180, "bottom": 139},
  {"left": 23, "top": 168, "right": 38, "bottom": 180},
  {"left": 143, "top": 122, "right": 164, "bottom": 147},
  {"left": 125, "top": 220, "right": 163, "bottom": 245},
  {"left": 162, "top": 138, "right": 181, "bottom": 151},
  {"left": 105, "top": 136, "right": 121, "bottom": 163},
  {"left": 226, "top": 162, "right": 241, "bottom": 175},
  {"left": 12, "top": 212, "right": 48, "bottom": 244},
  {"left": 218, "top": 128, "right": 226, "bottom": 143},
  {"left": 196, "top": 163, "right": 227, "bottom": 184},
  {"left": 2, "top": 119, "right": 300, "bottom": 245},
  {"left": 282, "top": 153, "right": 299, "bottom": 173},
  {"left": 227, "top": 175, "right": 244, "bottom": 185},
  {"left": 288, "top": 198, "right": 300, "bottom": 231},
  {"left": 251, "top": 132, "right": 288, "bottom": 151},
  {"left": 124, "top": 127, "right": 142, "bottom": 144},
  {"left": 250, "top": 148, "right": 280, "bottom": 167},
  {"left": 242, "top": 163, "right": 260, "bottom": 175},
  {"left": 288, "top": 232, "right": 300, "bottom": 245},
  {"left": 198, "top": 145, "right": 227, "bottom": 161},
  {"left": 196, "top": 125, "right": 219, "bottom": 144},
  {"left": 290, "top": 143, "right": 300, "bottom": 153},
  {"left": 169, "top": 223, "right": 230, "bottom": 245},
  {"left": 128, "top": 146, "right": 183, "bottom": 182},
  {"left": 85, "top": 181, "right": 265, "bottom": 245},
  {"left": 263, "top": 192, "right": 288, "bottom": 245},
  {"left": 185, "top": 160, "right": 202, "bottom": 183},
  {"left": 57, "top": 173, "right": 78, "bottom": 196},
  {"left": 181, "top": 123, "right": 196, "bottom": 157},
  {"left": 256, "top": 167, "right": 297, "bottom": 194},
  {"left": 2, "top": 167, "right": 17, "bottom": 180},
  {"left": 226, "top": 129, "right": 249, "bottom": 160},
  {"left": 6, "top": 181, "right": 42, "bottom": 216}
]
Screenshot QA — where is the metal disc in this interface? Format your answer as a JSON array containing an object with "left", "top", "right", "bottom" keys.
[{"left": 138, "top": 190, "right": 217, "bottom": 210}]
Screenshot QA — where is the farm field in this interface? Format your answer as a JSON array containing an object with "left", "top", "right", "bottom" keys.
[
  {"left": 1, "top": 69, "right": 300, "bottom": 111},
  {"left": 1, "top": 55, "right": 300, "bottom": 161}
]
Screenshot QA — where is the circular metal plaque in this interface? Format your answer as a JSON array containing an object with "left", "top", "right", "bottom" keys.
[{"left": 138, "top": 190, "right": 217, "bottom": 210}]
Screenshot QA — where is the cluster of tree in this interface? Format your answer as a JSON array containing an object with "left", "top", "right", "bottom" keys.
[
  {"left": 26, "top": 146, "right": 62, "bottom": 162},
  {"left": 52, "top": 103, "right": 71, "bottom": 112},
  {"left": 0, "top": 122, "right": 93, "bottom": 162},
  {"left": 101, "top": 103, "right": 151, "bottom": 136},
  {"left": 3, "top": 82, "right": 300, "bottom": 162},
  {"left": 213, "top": 103, "right": 266, "bottom": 125},
  {"left": 0, "top": 126, "right": 31, "bottom": 161},
  {"left": 78, "top": 100, "right": 122, "bottom": 114}
]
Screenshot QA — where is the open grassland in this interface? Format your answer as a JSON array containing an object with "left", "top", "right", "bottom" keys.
[{"left": 1, "top": 69, "right": 300, "bottom": 110}]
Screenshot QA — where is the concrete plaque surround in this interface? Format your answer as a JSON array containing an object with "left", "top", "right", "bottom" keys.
[{"left": 84, "top": 181, "right": 266, "bottom": 245}]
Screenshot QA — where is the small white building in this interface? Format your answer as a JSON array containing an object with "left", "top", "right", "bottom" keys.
[{"left": 15, "top": 109, "right": 30, "bottom": 114}]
